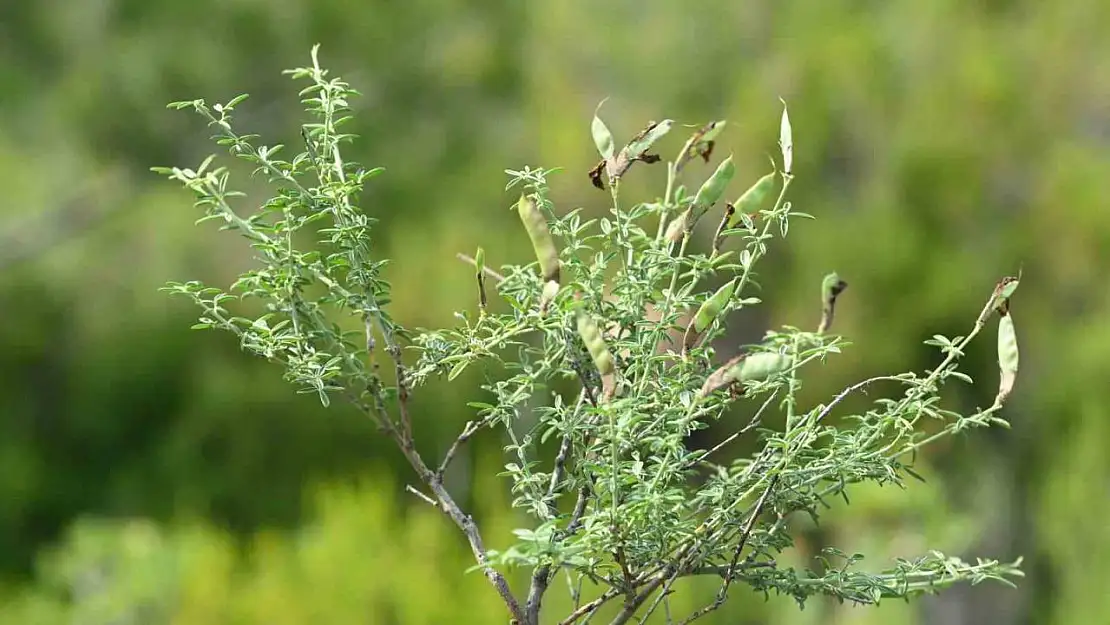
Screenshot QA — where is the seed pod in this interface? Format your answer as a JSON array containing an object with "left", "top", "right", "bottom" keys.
[
  {"left": 779, "top": 99, "right": 793, "bottom": 175},
  {"left": 576, "top": 308, "right": 616, "bottom": 401},
  {"left": 683, "top": 279, "right": 738, "bottom": 354},
  {"left": 693, "top": 155, "right": 736, "bottom": 212},
  {"left": 517, "top": 194, "right": 560, "bottom": 283},
  {"left": 665, "top": 208, "right": 691, "bottom": 243},
  {"left": 698, "top": 351, "right": 794, "bottom": 397},
  {"left": 818, "top": 272, "right": 848, "bottom": 334},
  {"left": 738, "top": 351, "right": 794, "bottom": 382},
  {"left": 474, "top": 246, "right": 487, "bottom": 312},
  {"left": 733, "top": 172, "right": 776, "bottom": 216},
  {"left": 539, "top": 279, "right": 560, "bottom": 316},
  {"left": 995, "top": 312, "right": 1019, "bottom": 407}
]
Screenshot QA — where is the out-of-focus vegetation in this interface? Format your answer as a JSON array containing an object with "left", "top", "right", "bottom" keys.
[{"left": 0, "top": 1, "right": 1107, "bottom": 623}]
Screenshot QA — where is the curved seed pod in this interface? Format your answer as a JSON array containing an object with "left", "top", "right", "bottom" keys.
[
  {"left": 517, "top": 194, "right": 560, "bottom": 283},
  {"left": 733, "top": 172, "right": 776, "bottom": 216},
  {"left": 474, "top": 246, "right": 487, "bottom": 311},
  {"left": 995, "top": 312, "right": 1019, "bottom": 407},
  {"left": 682, "top": 279, "right": 737, "bottom": 353},
  {"left": 576, "top": 308, "right": 616, "bottom": 401},
  {"left": 693, "top": 155, "right": 736, "bottom": 212},
  {"left": 818, "top": 272, "right": 848, "bottom": 334}
]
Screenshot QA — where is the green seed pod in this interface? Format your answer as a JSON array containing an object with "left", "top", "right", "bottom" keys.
[
  {"left": 697, "top": 351, "right": 794, "bottom": 397},
  {"left": 591, "top": 113, "right": 615, "bottom": 161},
  {"left": 517, "top": 194, "right": 560, "bottom": 283},
  {"left": 576, "top": 308, "right": 616, "bottom": 401},
  {"left": 694, "top": 279, "right": 737, "bottom": 334},
  {"left": 693, "top": 155, "right": 736, "bottom": 211},
  {"left": 737, "top": 351, "right": 794, "bottom": 383},
  {"left": 682, "top": 279, "right": 738, "bottom": 353},
  {"left": 995, "top": 312, "right": 1019, "bottom": 406},
  {"left": 818, "top": 272, "right": 848, "bottom": 334},
  {"left": 732, "top": 172, "right": 776, "bottom": 216}
]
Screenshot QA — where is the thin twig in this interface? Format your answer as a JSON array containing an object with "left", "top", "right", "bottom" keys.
[
  {"left": 405, "top": 484, "right": 439, "bottom": 508},
  {"left": 559, "top": 588, "right": 622, "bottom": 625},
  {"left": 438, "top": 420, "right": 481, "bottom": 477},
  {"left": 684, "top": 391, "right": 777, "bottom": 471}
]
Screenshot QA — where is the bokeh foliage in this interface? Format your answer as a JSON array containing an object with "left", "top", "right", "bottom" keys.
[{"left": 1, "top": 0, "right": 1107, "bottom": 622}]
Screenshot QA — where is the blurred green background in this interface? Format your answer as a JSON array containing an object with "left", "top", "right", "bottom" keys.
[{"left": 1, "top": 1, "right": 1107, "bottom": 623}]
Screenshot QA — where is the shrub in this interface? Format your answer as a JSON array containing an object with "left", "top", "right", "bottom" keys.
[{"left": 155, "top": 46, "right": 1023, "bottom": 624}]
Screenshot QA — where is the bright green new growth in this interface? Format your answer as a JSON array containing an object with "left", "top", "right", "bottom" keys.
[{"left": 157, "top": 49, "right": 1023, "bottom": 625}]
